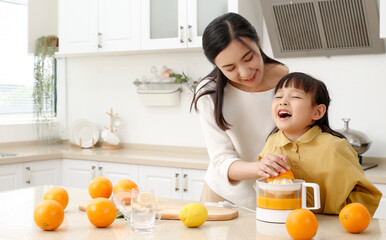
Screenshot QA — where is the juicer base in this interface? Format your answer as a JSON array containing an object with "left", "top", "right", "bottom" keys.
[{"left": 256, "top": 207, "right": 292, "bottom": 223}]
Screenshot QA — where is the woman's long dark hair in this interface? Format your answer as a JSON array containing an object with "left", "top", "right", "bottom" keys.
[
  {"left": 269, "top": 72, "right": 345, "bottom": 138},
  {"left": 190, "top": 12, "right": 284, "bottom": 131}
]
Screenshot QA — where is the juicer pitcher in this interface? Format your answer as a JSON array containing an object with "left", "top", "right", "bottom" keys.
[{"left": 255, "top": 179, "right": 320, "bottom": 223}]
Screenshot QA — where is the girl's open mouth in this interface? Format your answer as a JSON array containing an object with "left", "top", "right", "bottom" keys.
[{"left": 278, "top": 110, "right": 292, "bottom": 119}]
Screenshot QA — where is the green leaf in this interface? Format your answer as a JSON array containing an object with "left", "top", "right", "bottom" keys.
[{"left": 116, "top": 212, "right": 125, "bottom": 219}]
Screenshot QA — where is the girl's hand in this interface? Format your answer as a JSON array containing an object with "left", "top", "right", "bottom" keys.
[{"left": 257, "top": 153, "right": 290, "bottom": 178}]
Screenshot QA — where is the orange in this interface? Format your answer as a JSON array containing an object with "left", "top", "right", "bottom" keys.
[
  {"left": 34, "top": 200, "right": 64, "bottom": 231},
  {"left": 339, "top": 203, "right": 371, "bottom": 233},
  {"left": 113, "top": 188, "right": 134, "bottom": 205},
  {"left": 113, "top": 179, "right": 137, "bottom": 194},
  {"left": 88, "top": 176, "right": 113, "bottom": 199},
  {"left": 86, "top": 197, "right": 117, "bottom": 228},
  {"left": 43, "top": 186, "right": 69, "bottom": 210},
  {"left": 267, "top": 169, "right": 295, "bottom": 182},
  {"left": 286, "top": 208, "right": 318, "bottom": 240}
]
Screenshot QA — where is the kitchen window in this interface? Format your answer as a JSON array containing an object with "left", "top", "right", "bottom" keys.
[{"left": 0, "top": 0, "right": 46, "bottom": 123}]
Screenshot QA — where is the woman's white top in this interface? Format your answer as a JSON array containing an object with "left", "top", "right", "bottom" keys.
[{"left": 196, "top": 80, "right": 275, "bottom": 209}]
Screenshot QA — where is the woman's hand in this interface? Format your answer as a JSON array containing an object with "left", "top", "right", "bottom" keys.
[
  {"left": 256, "top": 153, "right": 290, "bottom": 178},
  {"left": 227, "top": 154, "right": 290, "bottom": 181}
]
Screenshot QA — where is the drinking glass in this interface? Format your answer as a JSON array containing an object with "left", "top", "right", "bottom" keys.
[{"left": 131, "top": 188, "right": 157, "bottom": 232}]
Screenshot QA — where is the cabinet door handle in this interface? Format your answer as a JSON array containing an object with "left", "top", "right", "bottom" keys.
[
  {"left": 98, "top": 32, "right": 102, "bottom": 48},
  {"left": 179, "top": 26, "right": 184, "bottom": 43},
  {"left": 187, "top": 25, "right": 192, "bottom": 42},
  {"left": 183, "top": 174, "right": 188, "bottom": 192},
  {"left": 91, "top": 166, "right": 96, "bottom": 179},
  {"left": 98, "top": 166, "right": 103, "bottom": 176},
  {"left": 175, "top": 173, "right": 180, "bottom": 192},
  {"left": 25, "top": 166, "right": 31, "bottom": 184}
]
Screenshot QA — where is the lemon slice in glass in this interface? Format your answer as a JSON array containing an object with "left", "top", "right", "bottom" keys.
[{"left": 137, "top": 192, "right": 154, "bottom": 206}]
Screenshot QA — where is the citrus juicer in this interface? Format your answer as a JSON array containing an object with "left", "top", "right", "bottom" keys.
[{"left": 255, "top": 179, "right": 320, "bottom": 223}]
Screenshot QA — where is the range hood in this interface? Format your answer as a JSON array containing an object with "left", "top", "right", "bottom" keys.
[{"left": 260, "top": 0, "right": 385, "bottom": 58}]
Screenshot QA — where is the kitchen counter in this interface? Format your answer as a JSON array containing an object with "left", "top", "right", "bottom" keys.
[
  {"left": 0, "top": 141, "right": 210, "bottom": 170},
  {"left": 1, "top": 141, "right": 386, "bottom": 184},
  {"left": 1, "top": 185, "right": 386, "bottom": 240}
]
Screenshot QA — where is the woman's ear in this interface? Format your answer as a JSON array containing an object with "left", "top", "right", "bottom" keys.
[{"left": 312, "top": 104, "right": 326, "bottom": 121}]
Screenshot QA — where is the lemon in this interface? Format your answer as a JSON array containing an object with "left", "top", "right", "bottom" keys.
[
  {"left": 179, "top": 203, "right": 208, "bottom": 227},
  {"left": 137, "top": 192, "right": 154, "bottom": 206}
]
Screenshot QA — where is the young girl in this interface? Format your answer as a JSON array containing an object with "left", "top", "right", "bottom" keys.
[{"left": 258, "top": 72, "right": 381, "bottom": 215}]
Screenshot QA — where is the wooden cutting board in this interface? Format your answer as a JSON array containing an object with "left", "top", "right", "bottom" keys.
[{"left": 79, "top": 201, "right": 238, "bottom": 221}]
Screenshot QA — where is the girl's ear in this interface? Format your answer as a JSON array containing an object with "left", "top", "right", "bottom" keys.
[{"left": 312, "top": 104, "right": 326, "bottom": 121}]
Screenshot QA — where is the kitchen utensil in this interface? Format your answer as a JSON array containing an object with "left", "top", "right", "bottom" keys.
[
  {"left": 336, "top": 118, "right": 377, "bottom": 170},
  {"left": 255, "top": 179, "right": 320, "bottom": 223},
  {"left": 73, "top": 121, "right": 99, "bottom": 148},
  {"left": 101, "top": 129, "right": 120, "bottom": 145},
  {"left": 336, "top": 118, "right": 372, "bottom": 156},
  {"left": 68, "top": 119, "right": 99, "bottom": 148},
  {"left": 102, "top": 108, "right": 121, "bottom": 150},
  {"left": 79, "top": 200, "right": 238, "bottom": 221},
  {"left": 68, "top": 119, "right": 87, "bottom": 145},
  {"left": 111, "top": 116, "right": 122, "bottom": 128}
]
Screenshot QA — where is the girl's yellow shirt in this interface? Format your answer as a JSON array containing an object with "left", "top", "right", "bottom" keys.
[{"left": 258, "top": 125, "right": 382, "bottom": 216}]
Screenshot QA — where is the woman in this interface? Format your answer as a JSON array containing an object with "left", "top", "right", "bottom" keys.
[{"left": 191, "top": 13, "right": 290, "bottom": 209}]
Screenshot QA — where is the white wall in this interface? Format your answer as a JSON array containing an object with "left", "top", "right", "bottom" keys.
[
  {"left": 28, "top": 0, "right": 58, "bottom": 54},
  {"left": 64, "top": 51, "right": 212, "bottom": 148}
]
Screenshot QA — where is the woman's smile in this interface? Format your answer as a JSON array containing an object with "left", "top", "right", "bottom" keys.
[{"left": 243, "top": 72, "right": 257, "bottom": 83}]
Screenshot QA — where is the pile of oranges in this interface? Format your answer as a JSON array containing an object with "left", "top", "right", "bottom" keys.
[
  {"left": 33, "top": 177, "right": 138, "bottom": 231},
  {"left": 34, "top": 186, "right": 68, "bottom": 230},
  {"left": 86, "top": 176, "right": 137, "bottom": 228}
]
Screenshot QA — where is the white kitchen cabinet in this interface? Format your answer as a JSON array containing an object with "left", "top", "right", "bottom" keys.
[
  {"left": 374, "top": 183, "right": 386, "bottom": 219},
  {"left": 0, "top": 163, "right": 23, "bottom": 191},
  {"left": 22, "top": 160, "right": 62, "bottom": 187},
  {"left": 141, "top": 0, "right": 227, "bottom": 50},
  {"left": 62, "top": 159, "right": 139, "bottom": 189},
  {"left": 139, "top": 165, "right": 205, "bottom": 201},
  {"left": 62, "top": 159, "right": 98, "bottom": 188},
  {"left": 58, "top": 0, "right": 140, "bottom": 54},
  {"left": 180, "top": 168, "right": 206, "bottom": 201},
  {"left": 97, "top": 161, "right": 139, "bottom": 187},
  {"left": 140, "top": 0, "right": 263, "bottom": 50}
]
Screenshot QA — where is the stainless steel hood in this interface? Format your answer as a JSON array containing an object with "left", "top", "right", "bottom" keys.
[{"left": 260, "top": 0, "right": 385, "bottom": 58}]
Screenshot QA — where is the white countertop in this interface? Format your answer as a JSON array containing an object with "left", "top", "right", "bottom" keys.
[
  {"left": 1, "top": 185, "right": 386, "bottom": 240},
  {"left": 0, "top": 141, "right": 210, "bottom": 170},
  {"left": 1, "top": 141, "right": 386, "bottom": 184}
]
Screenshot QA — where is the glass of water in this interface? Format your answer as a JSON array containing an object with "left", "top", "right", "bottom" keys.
[{"left": 131, "top": 188, "right": 157, "bottom": 232}]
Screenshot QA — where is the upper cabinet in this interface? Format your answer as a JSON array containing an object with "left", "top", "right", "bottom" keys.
[
  {"left": 58, "top": 0, "right": 140, "bottom": 54},
  {"left": 58, "top": 0, "right": 262, "bottom": 54},
  {"left": 140, "top": 0, "right": 229, "bottom": 50},
  {"left": 140, "top": 0, "right": 262, "bottom": 50}
]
